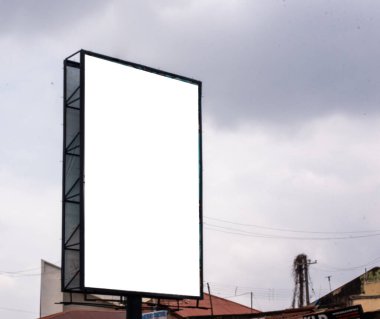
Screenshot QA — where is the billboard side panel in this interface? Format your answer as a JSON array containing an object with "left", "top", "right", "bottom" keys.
[
  {"left": 198, "top": 82, "right": 204, "bottom": 298},
  {"left": 62, "top": 58, "right": 82, "bottom": 292}
]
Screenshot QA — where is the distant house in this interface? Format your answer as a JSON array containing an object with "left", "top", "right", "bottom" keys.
[
  {"left": 39, "top": 260, "right": 258, "bottom": 319},
  {"left": 313, "top": 267, "right": 380, "bottom": 312},
  {"left": 40, "top": 260, "right": 123, "bottom": 317},
  {"left": 40, "top": 260, "right": 63, "bottom": 317}
]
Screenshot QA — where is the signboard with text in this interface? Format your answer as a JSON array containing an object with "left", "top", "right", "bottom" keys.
[{"left": 303, "top": 305, "right": 363, "bottom": 319}]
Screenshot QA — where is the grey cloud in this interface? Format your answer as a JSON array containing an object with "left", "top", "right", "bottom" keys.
[
  {"left": 111, "top": 0, "right": 380, "bottom": 127},
  {"left": 5, "top": 0, "right": 377, "bottom": 129},
  {"left": 202, "top": 2, "right": 380, "bottom": 126},
  {"left": 0, "top": 0, "right": 108, "bottom": 37}
]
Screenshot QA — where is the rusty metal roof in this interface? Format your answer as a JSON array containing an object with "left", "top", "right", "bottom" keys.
[{"left": 158, "top": 293, "right": 259, "bottom": 317}]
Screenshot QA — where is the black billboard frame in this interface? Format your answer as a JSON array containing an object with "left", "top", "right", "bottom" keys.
[{"left": 62, "top": 49, "right": 203, "bottom": 301}]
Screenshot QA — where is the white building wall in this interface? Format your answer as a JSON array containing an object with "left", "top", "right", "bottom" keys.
[
  {"left": 39, "top": 259, "right": 127, "bottom": 317},
  {"left": 40, "top": 260, "right": 63, "bottom": 317}
]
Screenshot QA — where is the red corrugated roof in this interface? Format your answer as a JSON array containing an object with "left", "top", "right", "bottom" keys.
[{"left": 159, "top": 293, "right": 259, "bottom": 317}]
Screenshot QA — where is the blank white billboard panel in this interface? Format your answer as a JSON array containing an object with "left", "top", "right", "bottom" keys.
[{"left": 83, "top": 53, "right": 201, "bottom": 297}]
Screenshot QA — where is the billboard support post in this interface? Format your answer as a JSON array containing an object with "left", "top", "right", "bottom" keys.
[{"left": 127, "top": 295, "right": 142, "bottom": 319}]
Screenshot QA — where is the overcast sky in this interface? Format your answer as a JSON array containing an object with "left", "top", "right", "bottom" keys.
[{"left": 1, "top": 1, "right": 380, "bottom": 318}]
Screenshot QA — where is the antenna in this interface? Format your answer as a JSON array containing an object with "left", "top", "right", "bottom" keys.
[{"left": 326, "top": 276, "right": 332, "bottom": 292}]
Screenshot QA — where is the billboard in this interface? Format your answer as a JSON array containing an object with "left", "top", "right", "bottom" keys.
[{"left": 62, "top": 50, "right": 203, "bottom": 299}]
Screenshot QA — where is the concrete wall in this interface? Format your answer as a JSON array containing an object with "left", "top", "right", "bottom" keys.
[
  {"left": 353, "top": 280, "right": 380, "bottom": 312},
  {"left": 364, "top": 282, "right": 380, "bottom": 296},
  {"left": 40, "top": 260, "right": 63, "bottom": 317},
  {"left": 39, "top": 260, "right": 128, "bottom": 317},
  {"left": 353, "top": 298, "right": 380, "bottom": 312}
]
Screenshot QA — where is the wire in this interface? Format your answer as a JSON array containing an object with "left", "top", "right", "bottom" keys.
[
  {"left": 205, "top": 281, "right": 294, "bottom": 299},
  {"left": 0, "top": 266, "right": 40, "bottom": 275},
  {"left": 0, "top": 260, "right": 60, "bottom": 277},
  {"left": 314, "top": 256, "right": 380, "bottom": 272},
  {"left": 204, "top": 216, "right": 380, "bottom": 234},
  {"left": 0, "top": 269, "right": 62, "bottom": 278},
  {"left": 222, "top": 292, "right": 252, "bottom": 298},
  {"left": 204, "top": 223, "right": 380, "bottom": 240},
  {"left": 0, "top": 306, "right": 37, "bottom": 314},
  {"left": 0, "top": 272, "right": 43, "bottom": 278}
]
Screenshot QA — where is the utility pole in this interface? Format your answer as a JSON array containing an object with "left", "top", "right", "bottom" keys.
[
  {"left": 207, "top": 282, "right": 214, "bottom": 315},
  {"left": 292, "top": 254, "right": 317, "bottom": 308},
  {"left": 326, "top": 276, "right": 332, "bottom": 291},
  {"left": 305, "top": 259, "right": 317, "bottom": 305}
]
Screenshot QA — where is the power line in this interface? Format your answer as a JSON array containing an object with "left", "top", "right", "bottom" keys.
[
  {"left": 314, "top": 256, "right": 380, "bottom": 272},
  {"left": 213, "top": 290, "right": 292, "bottom": 301},
  {"left": 0, "top": 272, "right": 43, "bottom": 277},
  {"left": 0, "top": 266, "right": 40, "bottom": 275},
  {"left": 204, "top": 282, "right": 294, "bottom": 295},
  {"left": 0, "top": 260, "right": 60, "bottom": 277},
  {"left": 0, "top": 306, "right": 37, "bottom": 315},
  {"left": 204, "top": 216, "right": 380, "bottom": 235},
  {"left": 204, "top": 223, "right": 380, "bottom": 240}
]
